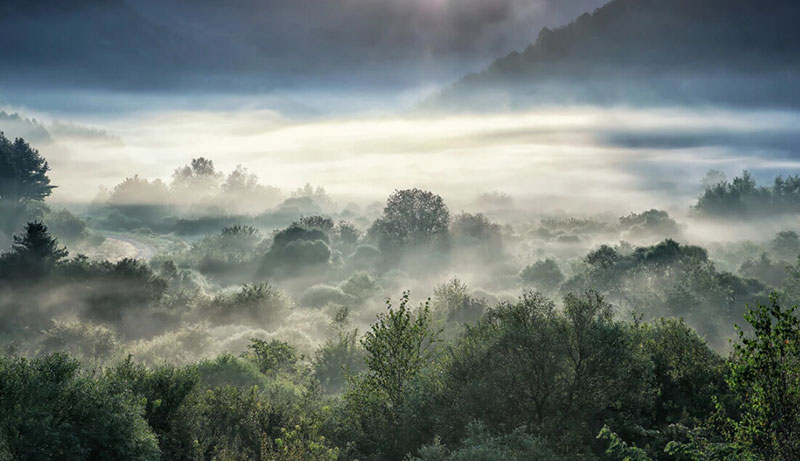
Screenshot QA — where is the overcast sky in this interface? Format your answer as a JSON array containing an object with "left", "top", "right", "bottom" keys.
[{"left": 0, "top": 0, "right": 608, "bottom": 114}]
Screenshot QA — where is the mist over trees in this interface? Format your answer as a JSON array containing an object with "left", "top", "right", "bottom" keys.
[
  {"left": 0, "top": 132, "right": 54, "bottom": 238},
  {"left": 695, "top": 170, "right": 800, "bottom": 218},
  {"left": 4, "top": 126, "right": 800, "bottom": 461},
  {"left": 433, "top": 0, "right": 800, "bottom": 110}
]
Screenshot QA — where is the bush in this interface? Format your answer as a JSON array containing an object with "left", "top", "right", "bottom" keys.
[
  {"left": 174, "top": 385, "right": 337, "bottom": 460},
  {"left": 105, "top": 358, "right": 199, "bottom": 454},
  {"left": 313, "top": 330, "right": 365, "bottom": 394},
  {"left": 300, "top": 284, "right": 352, "bottom": 308},
  {"left": 40, "top": 320, "right": 119, "bottom": 361},
  {"left": 432, "top": 278, "right": 487, "bottom": 324},
  {"left": 244, "top": 338, "right": 298, "bottom": 376},
  {"left": 340, "top": 271, "right": 381, "bottom": 303},
  {"left": 205, "top": 283, "right": 289, "bottom": 325},
  {"left": 43, "top": 208, "right": 90, "bottom": 244},
  {"left": 412, "top": 422, "right": 563, "bottom": 461},
  {"left": 0, "top": 353, "right": 160, "bottom": 460},
  {"left": 196, "top": 353, "right": 269, "bottom": 389},
  {"left": 347, "top": 244, "right": 382, "bottom": 271},
  {"left": 433, "top": 291, "right": 653, "bottom": 454},
  {"left": 519, "top": 259, "right": 564, "bottom": 290}
]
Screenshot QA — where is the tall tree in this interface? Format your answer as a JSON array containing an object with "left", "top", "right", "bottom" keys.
[
  {"left": 726, "top": 296, "right": 800, "bottom": 460},
  {"left": 370, "top": 188, "right": 450, "bottom": 254},
  {"left": 0, "top": 133, "right": 54, "bottom": 203},
  {"left": 0, "top": 134, "right": 54, "bottom": 234},
  {"left": 0, "top": 221, "right": 68, "bottom": 278}
]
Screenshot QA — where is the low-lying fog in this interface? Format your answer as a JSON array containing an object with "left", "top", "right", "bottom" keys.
[{"left": 11, "top": 105, "right": 800, "bottom": 214}]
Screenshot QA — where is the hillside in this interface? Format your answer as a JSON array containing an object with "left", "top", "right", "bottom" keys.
[
  {"left": 431, "top": 0, "right": 800, "bottom": 110},
  {"left": 0, "top": 0, "right": 606, "bottom": 93}
]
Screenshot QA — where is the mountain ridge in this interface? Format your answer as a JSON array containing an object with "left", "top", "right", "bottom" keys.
[{"left": 429, "top": 0, "right": 800, "bottom": 110}]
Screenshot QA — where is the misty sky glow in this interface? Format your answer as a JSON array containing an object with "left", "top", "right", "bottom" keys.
[
  {"left": 0, "top": 0, "right": 607, "bottom": 114},
  {"left": 3, "top": 0, "right": 800, "bottom": 216},
  {"left": 19, "top": 107, "right": 800, "bottom": 214}
]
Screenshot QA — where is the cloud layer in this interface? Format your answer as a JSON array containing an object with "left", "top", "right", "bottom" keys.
[{"left": 0, "top": 0, "right": 608, "bottom": 95}]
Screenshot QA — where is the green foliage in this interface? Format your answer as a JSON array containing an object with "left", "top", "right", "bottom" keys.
[
  {"left": 205, "top": 283, "right": 289, "bottom": 325},
  {"left": 0, "top": 134, "right": 54, "bottom": 203},
  {"left": 412, "top": 422, "right": 563, "bottom": 461},
  {"left": 361, "top": 292, "right": 438, "bottom": 409},
  {"left": 40, "top": 320, "right": 119, "bottom": 361},
  {"left": 432, "top": 278, "right": 487, "bottom": 324},
  {"left": 619, "top": 209, "right": 681, "bottom": 240},
  {"left": 0, "top": 353, "right": 160, "bottom": 460},
  {"left": 0, "top": 135, "right": 54, "bottom": 234},
  {"left": 450, "top": 212, "right": 504, "bottom": 261},
  {"left": 263, "top": 223, "right": 333, "bottom": 278},
  {"left": 300, "top": 215, "right": 335, "bottom": 233},
  {"left": 246, "top": 338, "right": 298, "bottom": 376},
  {"left": 333, "top": 293, "right": 439, "bottom": 459},
  {"left": 519, "top": 258, "right": 564, "bottom": 290},
  {"left": 0, "top": 221, "right": 68, "bottom": 278},
  {"left": 313, "top": 329, "right": 365, "bottom": 394},
  {"left": 43, "top": 208, "right": 90, "bottom": 245},
  {"left": 597, "top": 425, "right": 652, "bottom": 461},
  {"left": 639, "top": 318, "right": 726, "bottom": 428},
  {"left": 369, "top": 189, "right": 450, "bottom": 255},
  {"left": 565, "top": 239, "right": 768, "bottom": 346},
  {"left": 73, "top": 257, "right": 169, "bottom": 324},
  {"left": 174, "top": 383, "right": 338, "bottom": 460},
  {"left": 436, "top": 291, "right": 653, "bottom": 455},
  {"left": 772, "top": 230, "right": 800, "bottom": 257},
  {"left": 106, "top": 357, "right": 199, "bottom": 452},
  {"left": 695, "top": 171, "right": 800, "bottom": 217},
  {"left": 332, "top": 220, "right": 361, "bottom": 252},
  {"left": 197, "top": 353, "right": 270, "bottom": 389},
  {"left": 724, "top": 296, "right": 800, "bottom": 460}
]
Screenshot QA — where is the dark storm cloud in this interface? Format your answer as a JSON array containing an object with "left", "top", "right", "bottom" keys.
[{"left": 0, "top": 0, "right": 608, "bottom": 92}]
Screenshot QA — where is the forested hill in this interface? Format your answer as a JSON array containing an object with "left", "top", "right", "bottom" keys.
[{"left": 431, "top": 0, "right": 800, "bottom": 110}]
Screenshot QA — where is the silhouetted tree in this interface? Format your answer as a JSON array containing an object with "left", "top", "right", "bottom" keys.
[
  {"left": 0, "top": 134, "right": 54, "bottom": 234},
  {"left": 0, "top": 221, "right": 68, "bottom": 278},
  {"left": 370, "top": 189, "right": 450, "bottom": 255},
  {"left": 0, "top": 133, "right": 54, "bottom": 203}
]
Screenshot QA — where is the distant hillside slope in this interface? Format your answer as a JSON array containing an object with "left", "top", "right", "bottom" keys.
[
  {"left": 430, "top": 0, "right": 800, "bottom": 110},
  {"left": 0, "top": 0, "right": 607, "bottom": 93}
]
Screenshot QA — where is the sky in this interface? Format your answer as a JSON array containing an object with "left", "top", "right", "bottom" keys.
[
  {"left": 0, "top": 0, "right": 608, "bottom": 115},
  {"left": 3, "top": 0, "right": 800, "bottom": 214}
]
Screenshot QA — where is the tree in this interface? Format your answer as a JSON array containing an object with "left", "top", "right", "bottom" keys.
[
  {"left": 725, "top": 296, "right": 800, "bottom": 460},
  {"left": 105, "top": 358, "right": 199, "bottom": 454},
  {"left": 361, "top": 292, "right": 438, "bottom": 410},
  {"left": 244, "top": 338, "right": 298, "bottom": 376},
  {"left": 105, "top": 175, "right": 171, "bottom": 229},
  {"left": 370, "top": 189, "right": 450, "bottom": 254},
  {"left": 0, "top": 134, "right": 54, "bottom": 234},
  {"left": 432, "top": 278, "right": 487, "bottom": 324},
  {"left": 336, "top": 293, "right": 439, "bottom": 460},
  {"left": 436, "top": 291, "right": 653, "bottom": 455},
  {"left": 772, "top": 230, "right": 800, "bottom": 257},
  {"left": 450, "top": 212, "right": 504, "bottom": 261},
  {"left": 0, "top": 134, "right": 54, "bottom": 203},
  {"left": 171, "top": 157, "right": 223, "bottom": 195},
  {"left": 619, "top": 209, "right": 681, "bottom": 240},
  {"left": 0, "top": 221, "right": 68, "bottom": 278},
  {"left": 0, "top": 354, "right": 160, "bottom": 460},
  {"left": 520, "top": 259, "right": 564, "bottom": 290},
  {"left": 218, "top": 165, "right": 282, "bottom": 213}
]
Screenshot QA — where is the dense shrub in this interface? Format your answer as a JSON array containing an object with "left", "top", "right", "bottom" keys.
[{"left": 0, "top": 354, "right": 160, "bottom": 460}]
